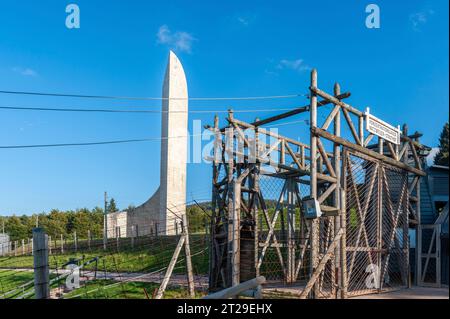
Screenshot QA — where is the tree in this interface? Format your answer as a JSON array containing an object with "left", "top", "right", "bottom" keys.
[
  {"left": 107, "top": 198, "right": 118, "bottom": 213},
  {"left": 434, "top": 122, "right": 449, "bottom": 166},
  {"left": 5, "top": 216, "right": 28, "bottom": 241}
]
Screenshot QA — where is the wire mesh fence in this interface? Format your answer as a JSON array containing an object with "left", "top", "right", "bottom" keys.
[
  {"left": 343, "top": 151, "right": 409, "bottom": 297},
  {"left": 0, "top": 208, "right": 210, "bottom": 300}
]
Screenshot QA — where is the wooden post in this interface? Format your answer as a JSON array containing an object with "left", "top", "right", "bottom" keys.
[
  {"left": 227, "top": 110, "right": 235, "bottom": 287},
  {"left": 155, "top": 235, "right": 186, "bottom": 299},
  {"left": 287, "top": 178, "right": 296, "bottom": 283},
  {"left": 61, "top": 234, "right": 64, "bottom": 254},
  {"left": 74, "top": 231, "right": 77, "bottom": 252},
  {"left": 377, "top": 160, "right": 383, "bottom": 292},
  {"left": 232, "top": 178, "right": 241, "bottom": 287},
  {"left": 410, "top": 125, "right": 422, "bottom": 286},
  {"left": 48, "top": 236, "right": 52, "bottom": 255},
  {"left": 182, "top": 214, "right": 195, "bottom": 297},
  {"left": 340, "top": 188, "right": 348, "bottom": 299},
  {"left": 203, "top": 276, "right": 266, "bottom": 299},
  {"left": 309, "top": 69, "right": 320, "bottom": 298},
  {"left": 87, "top": 230, "right": 91, "bottom": 250},
  {"left": 116, "top": 227, "right": 120, "bottom": 251},
  {"left": 14, "top": 241, "right": 17, "bottom": 256},
  {"left": 333, "top": 83, "right": 342, "bottom": 298},
  {"left": 33, "top": 228, "right": 49, "bottom": 299},
  {"left": 131, "top": 226, "right": 135, "bottom": 249},
  {"left": 436, "top": 223, "right": 441, "bottom": 287},
  {"left": 209, "top": 114, "right": 219, "bottom": 289},
  {"left": 378, "top": 137, "right": 384, "bottom": 155},
  {"left": 22, "top": 239, "right": 25, "bottom": 256},
  {"left": 103, "top": 191, "right": 108, "bottom": 250}
]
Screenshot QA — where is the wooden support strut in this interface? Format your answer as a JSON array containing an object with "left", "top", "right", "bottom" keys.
[
  {"left": 311, "top": 127, "right": 425, "bottom": 176},
  {"left": 251, "top": 92, "right": 351, "bottom": 127},
  {"left": 300, "top": 228, "right": 344, "bottom": 299}
]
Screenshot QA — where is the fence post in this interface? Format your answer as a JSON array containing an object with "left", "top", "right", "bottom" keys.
[
  {"left": 87, "top": 230, "right": 91, "bottom": 250},
  {"left": 182, "top": 214, "right": 195, "bottom": 297},
  {"left": 116, "top": 227, "right": 119, "bottom": 251},
  {"left": 33, "top": 228, "right": 49, "bottom": 299},
  {"left": 131, "top": 225, "right": 135, "bottom": 249},
  {"left": 74, "top": 231, "right": 77, "bottom": 252},
  {"left": 309, "top": 69, "right": 320, "bottom": 298},
  {"left": 48, "top": 236, "right": 52, "bottom": 255},
  {"left": 155, "top": 235, "right": 186, "bottom": 299},
  {"left": 340, "top": 188, "right": 348, "bottom": 299},
  {"left": 61, "top": 234, "right": 64, "bottom": 254},
  {"left": 22, "top": 239, "right": 25, "bottom": 256},
  {"left": 14, "top": 241, "right": 17, "bottom": 256}
]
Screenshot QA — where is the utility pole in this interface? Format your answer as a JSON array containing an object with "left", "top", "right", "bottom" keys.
[
  {"left": 103, "top": 192, "right": 108, "bottom": 250},
  {"left": 35, "top": 215, "right": 39, "bottom": 228}
]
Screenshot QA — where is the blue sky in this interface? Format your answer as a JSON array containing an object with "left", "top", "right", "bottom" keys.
[{"left": 0, "top": 0, "right": 448, "bottom": 215}]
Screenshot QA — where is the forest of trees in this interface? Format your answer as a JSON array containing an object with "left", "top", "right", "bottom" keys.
[
  {"left": 0, "top": 200, "right": 211, "bottom": 241},
  {"left": 434, "top": 122, "right": 449, "bottom": 166}
]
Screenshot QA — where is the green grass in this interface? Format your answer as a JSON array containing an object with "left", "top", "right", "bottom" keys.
[
  {"left": 63, "top": 279, "right": 206, "bottom": 299},
  {"left": 0, "top": 235, "right": 209, "bottom": 274},
  {"left": 0, "top": 270, "right": 62, "bottom": 299},
  {"left": 0, "top": 234, "right": 209, "bottom": 299}
]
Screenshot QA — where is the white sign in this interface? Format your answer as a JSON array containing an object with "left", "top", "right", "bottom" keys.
[{"left": 365, "top": 108, "right": 401, "bottom": 145}]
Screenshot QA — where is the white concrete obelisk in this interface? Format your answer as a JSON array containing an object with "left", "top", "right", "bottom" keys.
[
  {"left": 106, "top": 51, "right": 188, "bottom": 237},
  {"left": 159, "top": 51, "right": 188, "bottom": 235}
]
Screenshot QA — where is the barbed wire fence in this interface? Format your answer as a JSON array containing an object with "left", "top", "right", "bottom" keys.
[{"left": 0, "top": 198, "right": 213, "bottom": 300}]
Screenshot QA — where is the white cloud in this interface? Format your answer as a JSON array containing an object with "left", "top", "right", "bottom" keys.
[
  {"left": 277, "top": 59, "right": 311, "bottom": 72},
  {"left": 409, "top": 9, "right": 434, "bottom": 31},
  {"left": 12, "top": 67, "right": 38, "bottom": 77},
  {"left": 156, "top": 25, "right": 196, "bottom": 53},
  {"left": 238, "top": 17, "right": 249, "bottom": 26}
]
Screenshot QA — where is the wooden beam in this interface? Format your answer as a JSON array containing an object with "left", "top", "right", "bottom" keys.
[
  {"left": 311, "top": 87, "right": 363, "bottom": 117},
  {"left": 311, "top": 127, "right": 426, "bottom": 176},
  {"left": 252, "top": 92, "right": 351, "bottom": 127},
  {"left": 299, "top": 228, "right": 344, "bottom": 299}
]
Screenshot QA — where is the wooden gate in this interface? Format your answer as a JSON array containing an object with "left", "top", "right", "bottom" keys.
[
  {"left": 343, "top": 150, "right": 409, "bottom": 297},
  {"left": 418, "top": 224, "right": 441, "bottom": 287}
]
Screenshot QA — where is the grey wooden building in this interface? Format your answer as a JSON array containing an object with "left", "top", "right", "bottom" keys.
[{"left": 419, "top": 164, "right": 449, "bottom": 286}]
